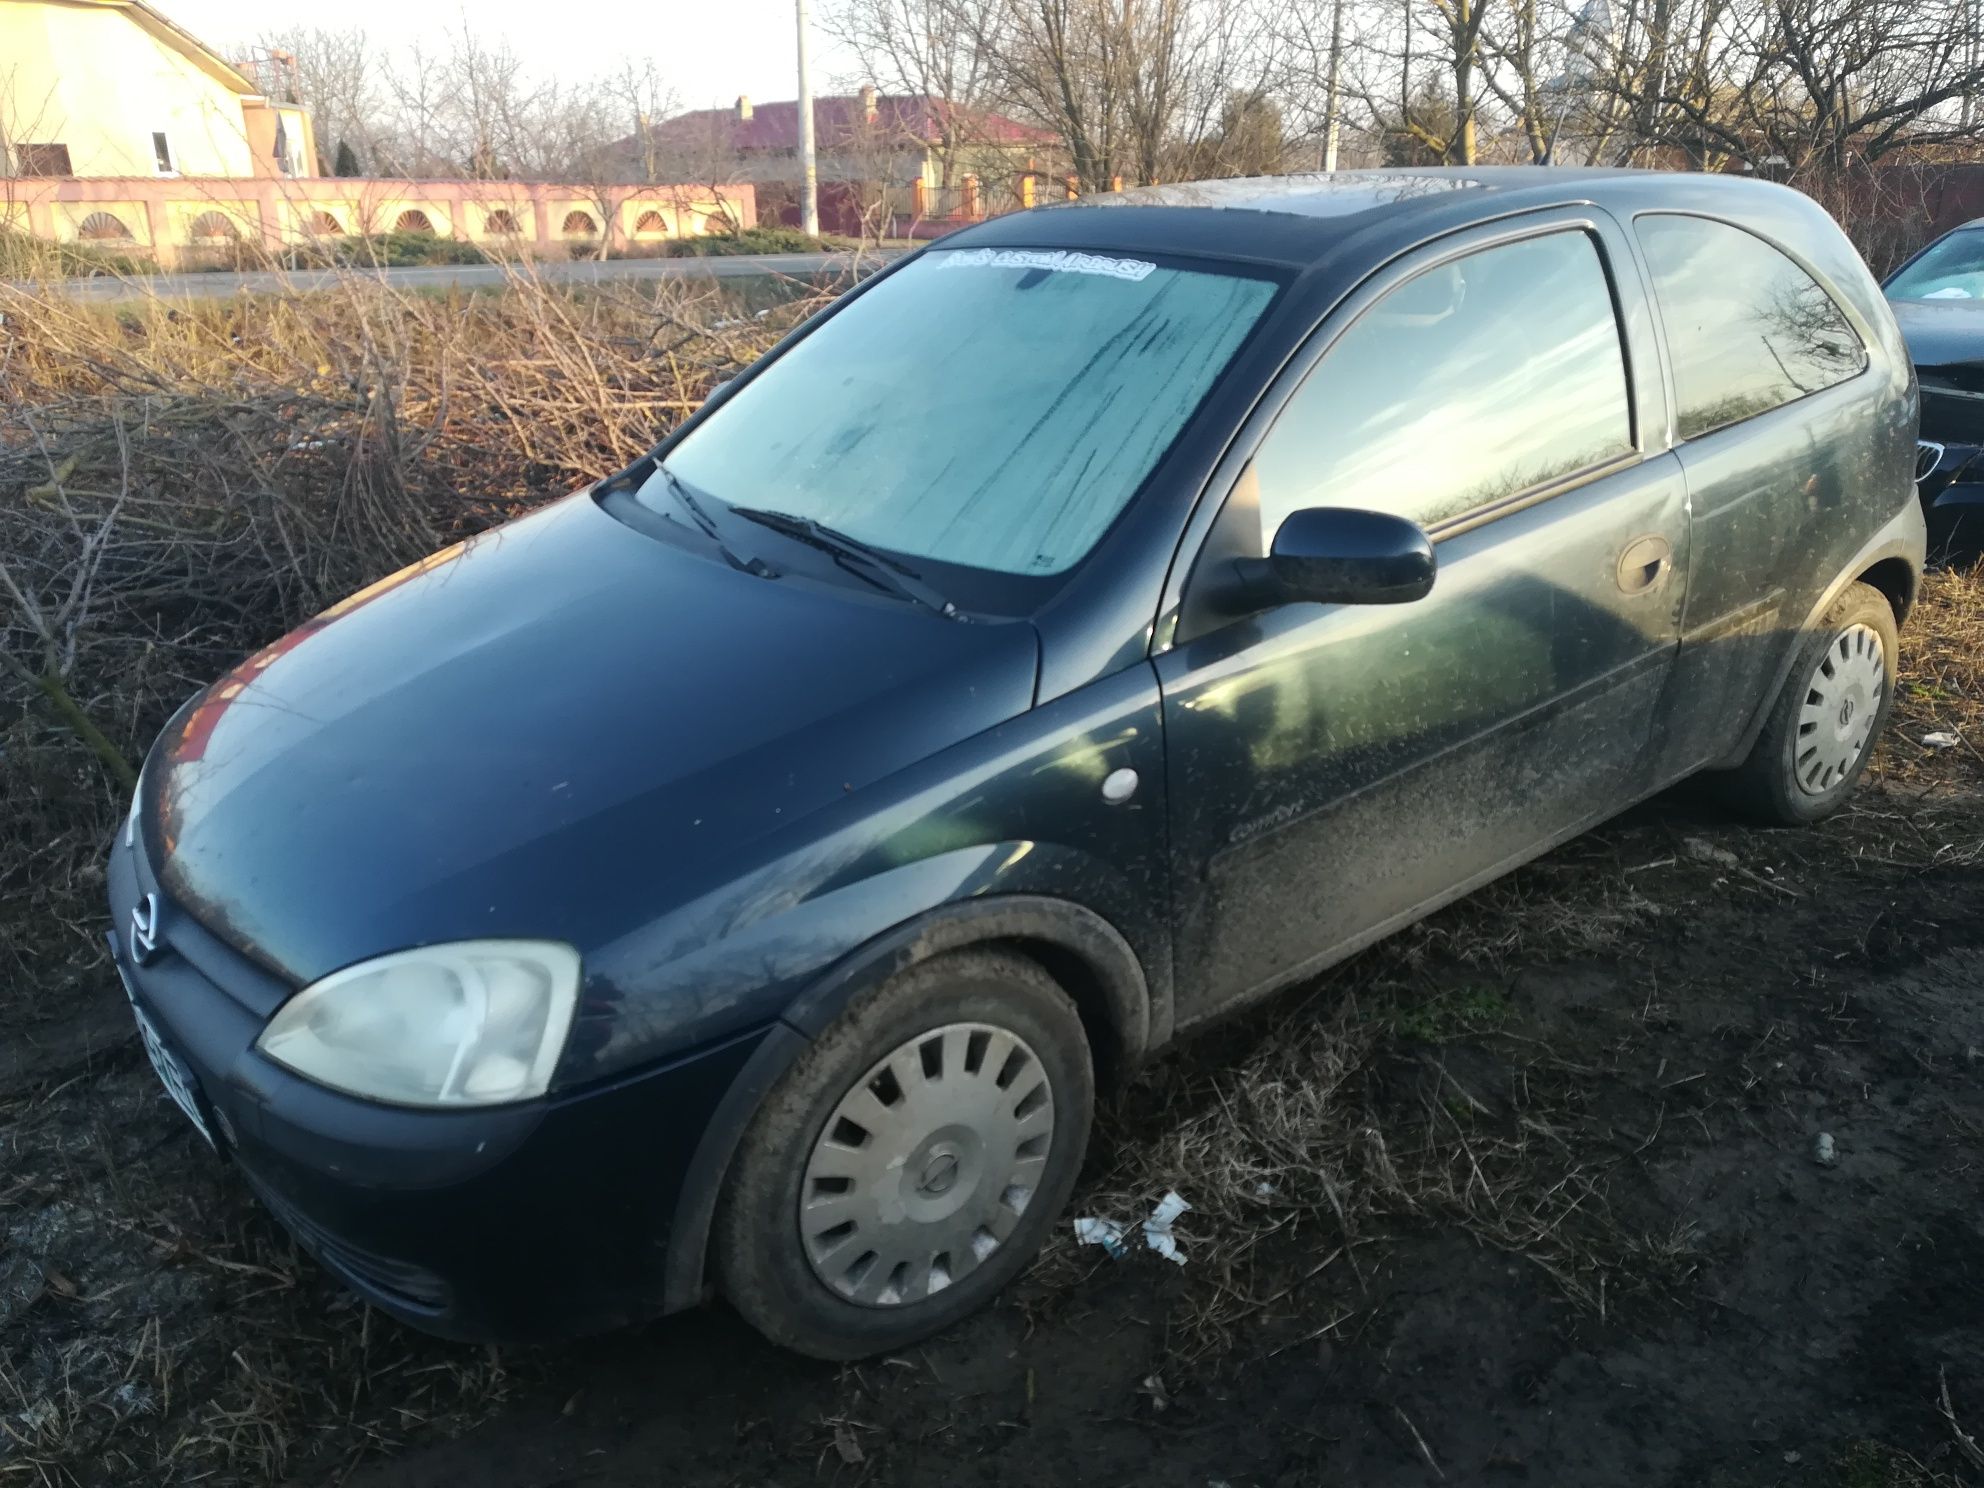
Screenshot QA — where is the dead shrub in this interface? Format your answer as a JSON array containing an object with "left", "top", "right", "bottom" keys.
[{"left": 0, "top": 262, "right": 830, "bottom": 1024}]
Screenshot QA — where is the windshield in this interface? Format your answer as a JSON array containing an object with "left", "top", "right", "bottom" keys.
[
  {"left": 1887, "top": 229, "right": 1984, "bottom": 301},
  {"left": 645, "top": 248, "right": 1280, "bottom": 578}
]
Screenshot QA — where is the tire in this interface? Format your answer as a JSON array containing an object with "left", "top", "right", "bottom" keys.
[
  {"left": 714, "top": 948, "right": 1094, "bottom": 1360},
  {"left": 1725, "top": 580, "right": 1898, "bottom": 825}
]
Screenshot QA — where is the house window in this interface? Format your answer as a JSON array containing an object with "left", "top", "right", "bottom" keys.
[
  {"left": 15, "top": 143, "right": 73, "bottom": 176},
  {"left": 152, "top": 132, "right": 174, "bottom": 174}
]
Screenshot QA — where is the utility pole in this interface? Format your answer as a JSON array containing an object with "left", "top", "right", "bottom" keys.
[
  {"left": 1323, "top": 0, "right": 1345, "bottom": 170},
  {"left": 796, "top": 0, "right": 820, "bottom": 237},
  {"left": 1965, "top": 0, "right": 1981, "bottom": 131}
]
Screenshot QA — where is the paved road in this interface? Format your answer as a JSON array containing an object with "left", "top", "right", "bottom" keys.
[{"left": 21, "top": 249, "right": 902, "bottom": 302}]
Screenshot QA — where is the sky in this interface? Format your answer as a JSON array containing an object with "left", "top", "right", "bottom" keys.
[{"left": 160, "top": 0, "right": 864, "bottom": 113}]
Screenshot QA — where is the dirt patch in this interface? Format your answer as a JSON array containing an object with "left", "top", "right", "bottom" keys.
[
  {"left": 330, "top": 799, "right": 1984, "bottom": 1488},
  {"left": 6, "top": 571, "right": 1984, "bottom": 1487}
]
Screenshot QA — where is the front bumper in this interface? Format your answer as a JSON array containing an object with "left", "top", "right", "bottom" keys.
[
  {"left": 107, "top": 833, "right": 767, "bottom": 1342},
  {"left": 1918, "top": 439, "right": 1984, "bottom": 556}
]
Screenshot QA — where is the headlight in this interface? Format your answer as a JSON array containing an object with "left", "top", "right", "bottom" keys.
[{"left": 255, "top": 941, "right": 581, "bottom": 1107}]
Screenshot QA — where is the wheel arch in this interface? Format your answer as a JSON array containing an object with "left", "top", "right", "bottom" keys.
[
  {"left": 659, "top": 894, "right": 1152, "bottom": 1312},
  {"left": 1713, "top": 502, "right": 1925, "bottom": 769},
  {"left": 1856, "top": 554, "right": 1917, "bottom": 627}
]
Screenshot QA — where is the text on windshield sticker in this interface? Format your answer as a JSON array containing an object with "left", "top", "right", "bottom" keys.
[{"left": 935, "top": 248, "right": 1158, "bottom": 282}]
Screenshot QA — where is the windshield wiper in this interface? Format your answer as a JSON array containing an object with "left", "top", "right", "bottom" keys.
[
  {"left": 653, "top": 466, "right": 775, "bottom": 577},
  {"left": 727, "top": 507, "right": 963, "bottom": 620}
]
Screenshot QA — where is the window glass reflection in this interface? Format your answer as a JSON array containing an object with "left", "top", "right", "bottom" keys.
[
  {"left": 1254, "top": 230, "right": 1635, "bottom": 539},
  {"left": 1638, "top": 214, "right": 1866, "bottom": 440},
  {"left": 656, "top": 252, "right": 1279, "bottom": 577}
]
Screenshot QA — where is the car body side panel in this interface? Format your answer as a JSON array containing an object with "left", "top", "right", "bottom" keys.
[
  {"left": 1612, "top": 193, "right": 1920, "bottom": 772},
  {"left": 569, "top": 663, "right": 1170, "bottom": 1084},
  {"left": 1157, "top": 454, "right": 1689, "bottom": 1022},
  {"left": 1150, "top": 206, "right": 1690, "bottom": 1023},
  {"left": 1654, "top": 375, "right": 1914, "bottom": 770},
  {"left": 1712, "top": 498, "right": 1926, "bottom": 770}
]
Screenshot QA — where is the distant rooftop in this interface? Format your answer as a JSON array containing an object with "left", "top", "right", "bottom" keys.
[{"left": 637, "top": 92, "right": 1057, "bottom": 157}]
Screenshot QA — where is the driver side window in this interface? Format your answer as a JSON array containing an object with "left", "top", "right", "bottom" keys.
[{"left": 1253, "top": 230, "right": 1636, "bottom": 543}]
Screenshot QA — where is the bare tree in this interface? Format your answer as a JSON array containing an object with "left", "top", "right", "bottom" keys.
[
  {"left": 983, "top": 0, "right": 1278, "bottom": 189},
  {"left": 1569, "top": 0, "right": 1984, "bottom": 172},
  {"left": 257, "top": 27, "right": 381, "bottom": 174},
  {"left": 612, "top": 60, "right": 681, "bottom": 185},
  {"left": 984, "top": 0, "right": 1131, "bottom": 189},
  {"left": 822, "top": 0, "right": 1006, "bottom": 186}
]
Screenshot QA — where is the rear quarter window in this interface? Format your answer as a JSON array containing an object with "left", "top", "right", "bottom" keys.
[{"left": 1637, "top": 214, "right": 1866, "bottom": 441}]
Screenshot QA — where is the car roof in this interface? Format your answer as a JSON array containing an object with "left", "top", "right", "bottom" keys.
[
  {"left": 942, "top": 166, "right": 1805, "bottom": 270},
  {"left": 1080, "top": 166, "right": 1635, "bottom": 217}
]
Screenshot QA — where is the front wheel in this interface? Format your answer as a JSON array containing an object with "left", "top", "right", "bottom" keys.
[
  {"left": 1726, "top": 580, "right": 1898, "bottom": 825},
  {"left": 714, "top": 948, "right": 1093, "bottom": 1359}
]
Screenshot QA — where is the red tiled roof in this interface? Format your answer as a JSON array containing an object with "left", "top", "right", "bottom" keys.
[{"left": 641, "top": 94, "right": 1055, "bottom": 154}]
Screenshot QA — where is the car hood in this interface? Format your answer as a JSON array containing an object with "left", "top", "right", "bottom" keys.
[
  {"left": 148, "top": 493, "right": 1040, "bottom": 986},
  {"left": 1889, "top": 297, "right": 1984, "bottom": 372}
]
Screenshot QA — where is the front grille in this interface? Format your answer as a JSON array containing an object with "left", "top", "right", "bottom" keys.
[{"left": 242, "top": 1168, "right": 451, "bottom": 1312}]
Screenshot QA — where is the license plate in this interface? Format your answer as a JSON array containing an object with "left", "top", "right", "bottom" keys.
[{"left": 119, "top": 967, "right": 215, "bottom": 1149}]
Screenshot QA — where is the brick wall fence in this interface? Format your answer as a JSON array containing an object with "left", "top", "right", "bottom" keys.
[{"left": 0, "top": 176, "right": 758, "bottom": 269}]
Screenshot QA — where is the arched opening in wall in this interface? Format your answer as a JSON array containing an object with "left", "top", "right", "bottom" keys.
[
  {"left": 633, "top": 210, "right": 667, "bottom": 234},
  {"left": 394, "top": 210, "right": 435, "bottom": 234},
  {"left": 78, "top": 212, "right": 133, "bottom": 241},
  {"left": 561, "top": 210, "right": 598, "bottom": 236},
  {"left": 485, "top": 208, "right": 522, "bottom": 234},
  {"left": 188, "top": 211, "right": 239, "bottom": 242},
  {"left": 304, "top": 210, "right": 343, "bottom": 235}
]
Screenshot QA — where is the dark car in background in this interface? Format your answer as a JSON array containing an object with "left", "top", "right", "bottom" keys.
[
  {"left": 1884, "top": 218, "right": 1984, "bottom": 554},
  {"left": 109, "top": 168, "right": 1923, "bottom": 1361}
]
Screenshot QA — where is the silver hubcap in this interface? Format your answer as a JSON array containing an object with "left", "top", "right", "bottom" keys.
[
  {"left": 1795, "top": 621, "right": 1886, "bottom": 796},
  {"left": 801, "top": 1022, "right": 1053, "bottom": 1308}
]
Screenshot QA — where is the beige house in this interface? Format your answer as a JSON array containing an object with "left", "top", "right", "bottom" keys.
[
  {"left": 0, "top": 0, "right": 757, "bottom": 268},
  {"left": 0, "top": 0, "right": 313, "bottom": 180}
]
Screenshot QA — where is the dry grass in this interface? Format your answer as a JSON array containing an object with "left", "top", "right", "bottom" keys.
[
  {"left": 1885, "top": 560, "right": 1984, "bottom": 792},
  {"left": 0, "top": 262, "right": 822, "bottom": 1030}
]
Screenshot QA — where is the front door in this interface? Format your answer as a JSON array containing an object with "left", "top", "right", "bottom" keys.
[{"left": 1156, "top": 215, "right": 1690, "bottom": 1024}]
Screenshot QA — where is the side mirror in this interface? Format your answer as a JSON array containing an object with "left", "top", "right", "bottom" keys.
[{"left": 1261, "top": 507, "right": 1436, "bottom": 606}]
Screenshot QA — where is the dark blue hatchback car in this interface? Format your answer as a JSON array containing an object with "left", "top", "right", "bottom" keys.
[{"left": 110, "top": 168, "right": 1924, "bottom": 1359}]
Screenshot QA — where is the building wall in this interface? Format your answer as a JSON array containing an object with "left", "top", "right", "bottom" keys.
[
  {"left": 10, "top": 176, "right": 760, "bottom": 266},
  {"left": 241, "top": 101, "right": 317, "bottom": 179},
  {"left": 0, "top": 1, "right": 259, "bottom": 178}
]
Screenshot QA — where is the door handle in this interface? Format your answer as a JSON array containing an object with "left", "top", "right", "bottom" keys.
[{"left": 1616, "top": 535, "right": 1673, "bottom": 596}]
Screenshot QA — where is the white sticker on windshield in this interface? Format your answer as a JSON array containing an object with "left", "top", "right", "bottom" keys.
[{"left": 935, "top": 247, "right": 1157, "bottom": 282}]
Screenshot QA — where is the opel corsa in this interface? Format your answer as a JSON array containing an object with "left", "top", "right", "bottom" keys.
[{"left": 110, "top": 168, "right": 1926, "bottom": 1358}]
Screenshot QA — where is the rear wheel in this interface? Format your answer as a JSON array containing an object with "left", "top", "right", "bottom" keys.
[
  {"left": 714, "top": 948, "right": 1093, "bottom": 1359},
  {"left": 1725, "top": 581, "right": 1897, "bottom": 825}
]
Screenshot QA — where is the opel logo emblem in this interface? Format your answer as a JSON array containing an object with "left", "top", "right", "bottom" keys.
[{"left": 129, "top": 892, "right": 162, "bottom": 967}]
